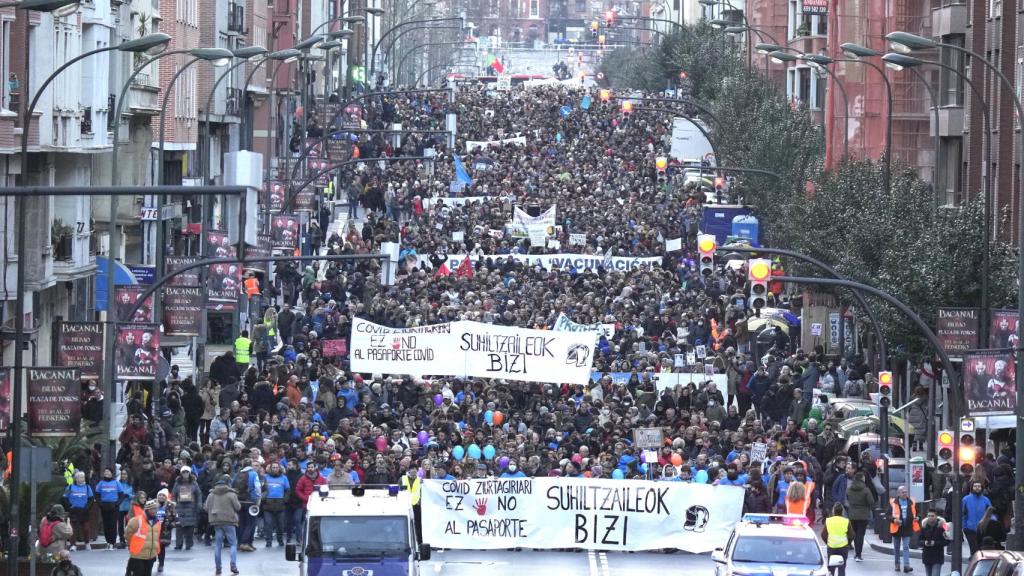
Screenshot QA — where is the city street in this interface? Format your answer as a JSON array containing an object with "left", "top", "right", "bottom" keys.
[{"left": 68, "top": 543, "right": 918, "bottom": 576}]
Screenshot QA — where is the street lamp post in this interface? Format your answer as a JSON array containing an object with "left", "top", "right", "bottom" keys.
[
  {"left": 887, "top": 33, "right": 1024, "bottom": 562},
  {"left": 396, "top": 40, "right": 474, "bottom": 85},
  {"left": 373, "top": 17, "right": 464, "bottom": 80},
  {"left": 880, "top": 51, "right": 993, "bottom": 348},
  {"left": 10, "top": 11, "right": 166, "bottom": 569},
  {"left": 881, "top": 56, "right": 939, "bottom": 214},
  {"left": 364, "top": 6, "right": 385, "bottom": 87},
  {"left": 702, "top": 0, "right": 752, "bottom": 69}
]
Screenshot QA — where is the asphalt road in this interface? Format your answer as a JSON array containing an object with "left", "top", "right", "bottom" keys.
[{"left": 66, "top": 541, "right": 949, "bottom": 576}]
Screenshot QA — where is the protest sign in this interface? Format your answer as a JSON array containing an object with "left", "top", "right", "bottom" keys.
[
  {"left": 321, "top": 339, "right": 348, "bottom": 357},
  {"left": 422, "top": 477, "right": 743, "bottom": 552},
  {"left": 419, "top": 253, "right": 661, "bottom": 272},
  {"left": 27, "top": 367, "right": 81, "bottom": 437},
  {"left": 633, "top": 427, "right": 664, "bottom": 449},
  {"left": 569, "top": 233, "right": 586, "bottom": 246},
  {"left": 115, "top": 324, "right": 160, "bottom": 379},
  {"left": 465, "top": 136, "right": 526, "bottom": 151},
  {"left": 350, "top": 318, "right": 596, "bottom": 384},
  {"left": 553, "top": 313, "right": 615, "bottom": 340},
  {"left": 655, "top": 373, "right": 727, "bottom": 392},
  {"left": 56, "top": 322, "right": 104, "bottom": 379},
  {"left": 511, "top": 205, "right": 556, "bottom": 238},
  {"left": 750, "top": 442, "right": 768, "bottom": 463}
]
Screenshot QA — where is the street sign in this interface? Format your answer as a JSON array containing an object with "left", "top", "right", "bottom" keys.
[
  {"left": 139, "top": 203, "right": 181, "bottom": 221},
  {"left": 633, "top": 427, "right": 664, "bottom": 449},
  {"left": 811, "top": 322, "right": 822, "bottom": 336}
]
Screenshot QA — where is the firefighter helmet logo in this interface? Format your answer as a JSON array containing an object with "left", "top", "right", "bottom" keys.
[{"left": 566, "top": 344, "right": 590, "bottom": 367}]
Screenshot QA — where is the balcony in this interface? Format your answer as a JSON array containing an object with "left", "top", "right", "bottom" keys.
[
  {"left": 228, "top": 2, "right": 246, "bottom": 35},
  {"left": 225, "top": 87, "right": 242, "bottom": 117},
  {"left": 932, "top": 2, "right": 966, "bottom": 37},
  {"left": 127, "top": 74, "right": 160, "bottom": 116}
]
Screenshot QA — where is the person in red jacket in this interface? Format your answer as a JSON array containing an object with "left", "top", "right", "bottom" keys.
[{"left": 293, "top": 463, "right": 327, "bottom": 545}]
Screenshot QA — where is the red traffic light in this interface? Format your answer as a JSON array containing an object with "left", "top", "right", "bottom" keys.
[
  {"left": 679, "top": 70, "right": 689, "bottom": 80},
  {"left": 605, "top": 10, "right": 614, "bottom": 21},
  {"left": 714, "top": 176, "right": 725, "bottom": 189}
]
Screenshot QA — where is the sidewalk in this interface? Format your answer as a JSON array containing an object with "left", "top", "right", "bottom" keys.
[{"left": 866, "top": 531, "right": 970, "bottom": 560}]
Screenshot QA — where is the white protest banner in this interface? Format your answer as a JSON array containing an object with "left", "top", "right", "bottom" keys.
[
  {"left": 422, "top": 477, "right": 744, "bottom": 552},
  {"left": 465, "top": 135, "right": 527, "bottom": 152},
  {"left": 422, "top": 196, "right": 490, "bottom": 211},
  {"left": 569, "top": 233, "right": 587, "bottom": 246},
  {"left": 419, "top": 253, "right": 662, "bottom": 272},
  {"left": 553, "top": 312, "right": 616, "bottom": 340},
  {"left": 655, "top": 372, "right": 727, "bottom": 392},
  {"left": 528, "top": 227, "right": 548, "bottom": 248},
  {"left": 349, "top": 318, "right": 454, "bottom": 376},
  {"left": 665, "top": 237, "right": 683, "bottom": 252},
  {"left": 351, "top": 318, "right": 596, "bottom": 384},
  {"left": 511, "top": 205, "right": 556, "bottom": 238},
  {"left": 452, "top": 231, "right": 465, "bottom": 243}
]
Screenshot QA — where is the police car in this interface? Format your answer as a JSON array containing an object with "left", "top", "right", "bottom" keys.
[
  {"left": 285, "top": 485, "right": 431, "bottom": 576},
  {"left": 711, "top": 514, "right": 842, "bottom": 576}
]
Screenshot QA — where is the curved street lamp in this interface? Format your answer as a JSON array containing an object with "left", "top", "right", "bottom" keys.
[{"left": 838, "top": 42, "right": 892, "bottom": 199}]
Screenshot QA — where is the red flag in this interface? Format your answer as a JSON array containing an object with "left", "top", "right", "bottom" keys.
[
  {"left": 491, "top": 58, "right": 505, "bottom": 74},
  {"left": 434, "top": 263, "right": 451, "bottom": 278},
  {"left": 455, "top": 255, "right": 474, "bottom": 279}
]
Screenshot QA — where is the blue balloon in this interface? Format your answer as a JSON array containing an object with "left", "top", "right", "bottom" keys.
[
  {"left": 483, "top": 445, "right": 496, "bottom": 460},
  {"left": 484, "top": 410, "right": 494, "bottom": 425},
  {"left": 452, "top": 445, "right": 465, "bottom": 461},
  {"left": 612, "top": 469, "right": 624, "bottom": 480},
  {"left": 468, "top": 444, "right": 482, "bottom": 460}
]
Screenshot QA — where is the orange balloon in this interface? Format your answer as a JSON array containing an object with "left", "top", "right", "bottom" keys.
[
  {"left": 670, "top": 453, "right": 683, "bottom": 467},
  {"left": 493, "top": 411, "right": 504, "bottom": 426}
]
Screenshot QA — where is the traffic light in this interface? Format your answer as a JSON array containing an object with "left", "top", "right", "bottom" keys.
[
  {"left": 959, "top": 418, "right": 976, "bottom": 476},
  {"left": 747, "top": 258, "right": 771, "bottom": 310},
  {"left": 937, "top": 430, "right": 954, "bottom": 470},
  {"left": 598, "top": 34, "right": 606, "bottom": 45},
  {"left": 877, "top": 371, "right": 893, "bottom": 408},
  {"left": 599, "top": 88, "right": 611, "bottom": 102},
  {"left": 605, "top": 10, "right": 615, "bottom": 25},
  {"left": 714, "top": 176, "right": 725, "bottom": 192},
  {"left": 698, "top": 234, "right": 716, "bottom": 277},
  {"left": 620, "top": 100, "right": 632, "bottom": 115},
  {"left": 679, "top": 70, "right": 689, "bottom": 80}
]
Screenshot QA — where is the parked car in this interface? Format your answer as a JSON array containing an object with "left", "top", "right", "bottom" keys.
[{"left": 963, "top": 549, "right": 1024, "bottom": 576}]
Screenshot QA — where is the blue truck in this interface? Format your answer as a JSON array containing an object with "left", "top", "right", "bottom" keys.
[{"left": 700, "top": 204, "right": 759, "bottom": 247}]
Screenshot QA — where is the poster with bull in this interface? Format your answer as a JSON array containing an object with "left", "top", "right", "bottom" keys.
[
  {"left": 244, "top": 233, "right": 273, "bottom": 274},
  {"left": 262, "top": 180, "right": 285, "bottom": 213},
  {"left": 163, "top": 286, "right": 204, "bottom": 337},
  {"left": 308, "top": 158, "right": 330, "bottom": 188},
  {"left": 964, "top": 350, "right": 1016, "bottom": 416},
  {"left": 271, "top": 214, "right": 300, "bottom": 249},
  {"left": 165, "top": 256, "right": 201, "bottom": 287},
  {"left": 989, "top": 309, "right": 1019, "bottom": 350},
  {"left": 206, "top": 231, "right": 240, "bottom": 312},
  {"left": 27, "top": 367, "right": 81, "bottom": 437},
  {"left": 115, "top": 324, "right": 160, "bottom": 380},
  {"left": 114, "top": 285, "right": 154, "bottom": 323},
  {"left": 56, "top": 322, "right": 104, "bottom": 379}
]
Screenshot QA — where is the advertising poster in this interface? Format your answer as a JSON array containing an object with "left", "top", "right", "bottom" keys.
[
  {"left": 56, "top": 322, "right": 104, "bottom": 379},
  {"left": 244, "top": 234, "right": 273, "bottom": 273},
  {"left": 27, "top": 367, "right": 82, "bottom": 437},
  {"left": 206, "top": 230, "right": 239, "bottom": 312},
  {"left": 294, "top": 189, "right": 315, "bottom": 212},
  {"left": 163, "top": 286, "right": 204, "bottom": 337},
  {"left": 165, "top": 256, "right": 201, "bottom": 287},
  {"left": 964, "top": 350, "right": 1016, "bottom": 415},
  {"left": 262, "top": 181, "right": 285, "bottom": 213},
  {"left": 990, "top": 309, "right": 1019, "bottom": 350},
  {"left": 935, "top": 308, "right": 979, "bottom": 360},
  {"left": 271, "top": 214, "right": 300, "bottom": 249},
  {"left": 0, "top": 370, "right": 9, "bottom": 431},
  {"left": 206, "top": 230, "right": 236, "bottom": 259},
  {"left": 114, "top": 285, "right": 154, "bottom": 323},
  {"left": 115, "top": 324, "right": 160, "bottom": 379}
]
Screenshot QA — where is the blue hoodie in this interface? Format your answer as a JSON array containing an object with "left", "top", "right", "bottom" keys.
[{"left": 962, "top": 492, "right": 993, "bottom": 532}]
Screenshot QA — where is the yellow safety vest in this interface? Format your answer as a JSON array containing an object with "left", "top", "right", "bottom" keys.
[
  {"left": 63, "top": 463, "right": 75, "bottom": 485},
  {"left": 825, "top": 516, "right": 850, "bottom": 549},
  {"left": 234, "top": 337, "right": 252, "bottom": 363},
  {"left": 401, "top": 476, "right": 421, "bottom": 506}
]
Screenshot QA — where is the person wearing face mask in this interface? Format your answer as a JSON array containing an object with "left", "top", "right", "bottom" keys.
[
  {"left": 125, "top": 500, "right": 162, "bottom": 576},
  {"left": 400, "top": 465, "right": 422, "bottom": 543},
  {"left": 500, "top": 460, "right": 526, "bottom": 478},
  {"left": 96, "top": 467, "right": 124, "bottom": 549}
]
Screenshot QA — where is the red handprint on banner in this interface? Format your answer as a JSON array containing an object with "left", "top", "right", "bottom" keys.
[{"left": 474, "top": 498, "right": 487, "bottom": 516}]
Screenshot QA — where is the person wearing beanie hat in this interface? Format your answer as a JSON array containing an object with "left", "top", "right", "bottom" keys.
[
  {"left": 172, "top": 465, "right": 201, "bottom": 551},
  {"left": 124, "top": 500, "right": 162, "bottom": 576},
  {"left": 153, "top": 492, "right": 176, "bottom": 572},
  {"left": 205, "top": 473, "right": 241, "bottom": 575},
  {"left": 37, "top": 504, "right": 73, "bottom": 557}
]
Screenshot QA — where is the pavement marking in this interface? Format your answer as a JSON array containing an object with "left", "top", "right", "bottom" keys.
[
  {"left": 588, "top": 550, "right": 599, "bottom": 576},
  {"left": 598, "top": 552, "right": 610, "bottom": 576}
]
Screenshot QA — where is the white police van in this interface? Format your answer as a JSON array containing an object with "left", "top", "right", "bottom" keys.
[
  {"left": 285, "top": 485, "right": 431, "bottom": 576},
  {"left": 711, "top": 514, "right": 843, "bottom": 576}
]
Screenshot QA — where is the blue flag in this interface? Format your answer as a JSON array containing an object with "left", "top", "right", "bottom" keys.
[
  {"left": 453, "top": 154, "right": 473, "bottom": 186},
  {"left": 559, "top": 105, "right": 572, "bottom": 118},
  {"left": 581, "top": 95, "right": 592, "bottom": 110}
]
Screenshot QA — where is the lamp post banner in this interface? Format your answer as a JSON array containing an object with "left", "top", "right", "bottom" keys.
[
  {"left": 27, "top": 367, "right": 81, "bottom": 437},
  {"left": 271, "top": 214, "right": 300, "bottom": 249},
  {"left": 56, "top": 322, "right": 105, "bottom": 379},
  {"left": 114, "top": 285, "right": 155, "bottom": 323},
  {"left": 115, "top": 324, "right": 161, "bottom": 380},
  {"left": 207, "top": 230, "right": 240, "bottom": 311},
  {"left": 165, "top": 256, "right": 201, "bottom": 287},
  {"left": 262, "top": 181, "right": 285, "bottom": 212},
  {"left": 989, "top": 309, "right": 1019, "bottom": 349},
  {"left": 163, "top": 286, "right": 204, "bottom": 337},
  {"left": 935, "top": 307, "right": 980, "bottom": 360},
  {"left": 964, "top": 350, "right": 1016, "bottom": 415},
  {"left": 421, "top": 478, "right": 744, "bottom": 552}
]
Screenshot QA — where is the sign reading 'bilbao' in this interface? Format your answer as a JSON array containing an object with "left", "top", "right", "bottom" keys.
[
  {"left": 56, "top": 322, "right": 104, "bottom": 379},
  {"left": 349, "top": 318, "right": 596, "bottom": 385},
  {"left": 422, "top": 477, "right": 743, "bottom": 552},
  {"left": 27, "top": 367, "right": 81, "bottom": 437}
]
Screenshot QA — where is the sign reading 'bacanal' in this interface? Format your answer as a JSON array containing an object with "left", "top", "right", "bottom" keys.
[{"left": 422, "top": 477, "right": 744, "bottom": 552}]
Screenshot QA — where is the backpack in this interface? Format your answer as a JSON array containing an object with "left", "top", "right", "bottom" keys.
[{"left": 39, "top": 518, "right": 55, "bottom": 547}]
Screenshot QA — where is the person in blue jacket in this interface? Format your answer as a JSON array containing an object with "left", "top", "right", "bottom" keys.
[
  {"left": 95, "top": 467, "right": 124, "bottom": 549},
  {"left": 115, "top": 469, "right": 134, "bottom": 548},
  {"left": 63, "top": 471, "right": 94, "bottom": 550},
  {"left": 499, "top": 461, "right": 526, "bottom": 478},
  {"left": 262, "top": 462, "right": 290, "bottom": 548},
  {"left": 962, "top": 481, "right": 993, "bottom": 555}
]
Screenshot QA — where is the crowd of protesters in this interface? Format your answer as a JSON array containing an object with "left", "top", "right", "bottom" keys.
[{"left": 36, "top": 83, "right": 1014, "bottom": 576}]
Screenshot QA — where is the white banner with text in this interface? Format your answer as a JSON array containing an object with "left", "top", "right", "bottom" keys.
[
  {"left": 417, "top": 253, "right": 663, "bottom": 272},
  {"left": 349, "top": 318, "right": 596, "bottom": 384},
  {"left": 422, "top": 477, "right": 744, "bottom": 552}
]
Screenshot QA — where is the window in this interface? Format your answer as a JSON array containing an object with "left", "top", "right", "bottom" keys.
[
  {"left": 530, "top": 0, "right": 539, "bottom": 17},
  {"left": 787, "top": 0, "right": 826, "bottom": 39},
  {"left": 940, "top": 36, "right": 965, "bottom": 106},
  {"left": 577, "top": 0, "right": 585, "bottom": 11},
  {"left": 787, "top": 66, "right": 825, "bottom": 109},
  {"left": 939, "top": 137, "right": 962, "bottom": 205}
]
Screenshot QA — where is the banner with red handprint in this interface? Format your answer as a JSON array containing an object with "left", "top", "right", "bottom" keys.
[{"left": 421, "top": 477, "right": 743, "bottom": 553}]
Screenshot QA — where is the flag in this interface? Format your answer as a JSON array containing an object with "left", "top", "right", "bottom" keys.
[
  {"left": 580, "top": 95, "right": 592, "bottom": 110},
  {"left": 453, "top": 154, "right": 473, "bottom": 186},
  {"left": 485, "top": 53, "right": 505, "bottom": 74},
  {"left": 434, "top": 262, "right": 451, "bottom": 278},
  {"left": 455, "top": 255, "right": 474, "bottom": 279},
  {"left": 602, "top": 246, "right": 613, "bottom": 269}
]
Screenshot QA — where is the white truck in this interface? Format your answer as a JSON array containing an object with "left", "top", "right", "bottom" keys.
[{"left": 285, "top": 486, "right": 431, "bottom": 576}]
